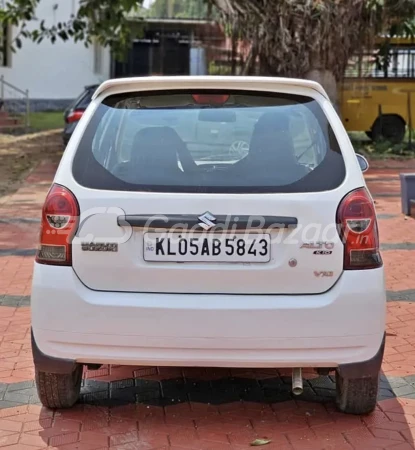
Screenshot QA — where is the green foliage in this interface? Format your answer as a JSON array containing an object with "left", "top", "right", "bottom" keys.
[
  {"left": 146, "top": 0, "right": 212, "bottom": 19},
  {"left": 353, "top": 138, "right": 414, "bottom": 157},
  {"left": 0, "top": 0, "right": 146, "bottom": 58},
  {"left": 1, "top": 0, "right": 415, "bottom": 81},
  {"left": 0, "top": 0, "right": 218, "bottom": 57},
  {"left": 372, "top": 0, "right": 415, "bottom": 74},
  {"left": 208, "top": 61, "right": 231, "bottom": 75}
]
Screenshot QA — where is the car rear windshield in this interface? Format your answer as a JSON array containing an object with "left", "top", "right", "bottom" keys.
[{"left": 72, "top": 89, "right": 345, "bottom": 193}]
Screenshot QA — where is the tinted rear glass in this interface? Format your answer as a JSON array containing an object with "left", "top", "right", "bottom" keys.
[
  {"left": 72, "top": 90, "right": 345, "bottom": 193},
  {"left": 67, "top": 86, "right": 97, "bottom": 112},
  {"left": 77, "top": 87, "right": 96, "bottom": 110}
]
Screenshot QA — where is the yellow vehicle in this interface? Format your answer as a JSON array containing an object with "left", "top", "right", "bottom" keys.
[{"left": 340, "top": 37, "right": 415, "bottom": 143}]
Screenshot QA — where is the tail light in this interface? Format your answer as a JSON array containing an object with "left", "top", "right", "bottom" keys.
[
  {"left": 336, "top": 188, "right": 382, "bottom": 270},
  {"left": 66, "top": 109, "right": 84, "bottom": 124},
  {"left": 192, "top": 94, "right": 229, "bottom": 105},
  {"left": 36, "top": 184, "right": 79, "bottom": 266}
]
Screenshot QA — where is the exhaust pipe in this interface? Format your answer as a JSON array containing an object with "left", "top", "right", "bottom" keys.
[{"left": 292, "top": 368, "right": 303, "bottom": 396}]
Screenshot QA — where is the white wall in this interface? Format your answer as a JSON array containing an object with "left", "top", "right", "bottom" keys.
[{"left": 0, "top": 0, "right": 111, "bottom": 99}]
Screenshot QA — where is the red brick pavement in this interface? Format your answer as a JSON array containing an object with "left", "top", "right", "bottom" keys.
[
  {"left": 0, "top": 161, "right": 414, "bottom": 448},
  {"left": 384, "top": 252, "right": 415, "bottom": 293},
  {"left": 0, "top": 257, "right": 34, "bottom": 297}
]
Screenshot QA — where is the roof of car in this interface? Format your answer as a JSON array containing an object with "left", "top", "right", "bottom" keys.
[{"left": 92, "top": 76, "right": 329, "bottom": 101}]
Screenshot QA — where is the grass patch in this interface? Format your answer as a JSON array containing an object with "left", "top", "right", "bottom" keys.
[
  {"left": 28, "top": 111, "right": 64, "bottom": 131},
  {"left": 349, "top": 132, "right": 415, "bottom": 159}
]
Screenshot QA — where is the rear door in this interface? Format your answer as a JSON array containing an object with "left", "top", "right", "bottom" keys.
[{"left": 67, "top": 86, "right": 350, "bottom": 295}]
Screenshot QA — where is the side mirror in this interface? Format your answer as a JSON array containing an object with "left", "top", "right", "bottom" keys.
[{"left": 356, "top": 154, "right": 369, "bottom": 173}]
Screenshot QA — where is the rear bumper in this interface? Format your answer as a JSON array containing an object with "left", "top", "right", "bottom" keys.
[{"left": 31, "top": 264, "right": 386, "bottom": 369}]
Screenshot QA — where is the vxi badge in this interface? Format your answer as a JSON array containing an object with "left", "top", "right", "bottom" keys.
[{"left": 301, "top": 242, "right": 334, "bottom": 255}]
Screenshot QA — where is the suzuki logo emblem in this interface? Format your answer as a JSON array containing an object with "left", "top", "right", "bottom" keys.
[{"left": 198, "top": 212, "right": 216, "bottom": 230}]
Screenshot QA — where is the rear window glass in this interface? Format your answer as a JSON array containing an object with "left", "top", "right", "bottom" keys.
[
  {"left": 68, "top": 86, "right": 97, "bottom": 111},
  {"left": 72, "top": 90, "right": 345, "bottom": 193},
  {"left": 77, "top": 88, "right": 96, "bottom": 110}
]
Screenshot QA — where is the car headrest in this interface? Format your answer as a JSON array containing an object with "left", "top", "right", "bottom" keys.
[
  {"left": 131, "top": 126, "right": 183, "bottom": 171},
  {"left": 249, "top": 110, "right": 296, "bottom": 165}
]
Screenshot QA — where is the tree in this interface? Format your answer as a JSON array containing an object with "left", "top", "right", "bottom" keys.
[
  {"left": 0, "top": 0, "right": 146, "bottom": 58},
  {"left": 1, "top": 0, "right": 415, "bottom": 103},
  {"left": 146, "top": 0, "right": 210, "bottom": 19},
  {"left": 211, "top": 0, "right": 415, "bottom": 103},
  {"left": 177, "top": 0, "right": 210, "bottom": 19},
  {"left": 146, "top": 0, "right": 170, "bottom": 18},
  {"left": 0, "top": 0, "right": 213, "bottom": 57}
]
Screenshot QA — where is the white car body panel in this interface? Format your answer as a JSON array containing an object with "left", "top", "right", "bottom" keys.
[
  {"left": 32, "top": 76, "right": 385, "bottom": 369},
  {"left": 58, "top": 77, "right": 365, "bottom": 295},
  {"left": 32, "top": 264, "right": 385, "bottom": 367}
]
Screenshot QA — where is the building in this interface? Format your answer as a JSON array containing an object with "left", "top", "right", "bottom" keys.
[
  {"left": 0, "top": 0, "right": 242, "bottom": 111},
  {"left": 113, "top": 18, "right": 223, "bottom": 78},
  {"left": 0, "top": 0, "right": 111, "bottom": 111}
]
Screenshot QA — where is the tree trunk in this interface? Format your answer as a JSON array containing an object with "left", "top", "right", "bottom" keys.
[
  {"left": 304, "top": 68, "right": 339, "bottom": 111},
  {"left": 242, "top": 39, "right": 258, "bottom": 75}
]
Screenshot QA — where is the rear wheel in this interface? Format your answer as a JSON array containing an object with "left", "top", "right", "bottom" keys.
[
  {"left": 35, "top": 365, "right": 83, "bottom": 409},
  {"left": 335, "top": 371, "right": 379, "bottom": 415},
  {"left": 371, "top": 115, "right": 406, "bottom": 144}
]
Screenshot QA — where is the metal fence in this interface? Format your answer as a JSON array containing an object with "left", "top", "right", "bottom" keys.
[{"left": 0, "top": 75, "right": 30, "bottom": 130}]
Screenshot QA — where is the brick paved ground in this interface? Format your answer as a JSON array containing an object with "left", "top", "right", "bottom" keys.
[{"left": 1, "top": 160, "right": 415, "bottom": 449}]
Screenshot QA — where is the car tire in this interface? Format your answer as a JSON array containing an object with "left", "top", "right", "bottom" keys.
[
  {"left": 371, "top": 115, "right": 406, "bottom": 144},
  {"left": 335, "top": 371, "right": 379, "bottom": 415},
  {"left": 35, "top": 365, "right": 83, "bottom": 409}
]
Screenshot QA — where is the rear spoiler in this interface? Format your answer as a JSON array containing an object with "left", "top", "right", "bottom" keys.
[{"left": 92, "top": 76, "right": 330, "bottom": 101}]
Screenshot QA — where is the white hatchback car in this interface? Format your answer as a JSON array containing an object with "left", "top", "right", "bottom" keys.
[{"left": 31, "top": 76, "right": 386, "bottom": 414}]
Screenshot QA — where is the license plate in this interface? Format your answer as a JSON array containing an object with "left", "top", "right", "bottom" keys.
[{"left": 143, "top": 233, "right": 271, "bottom": 263}]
